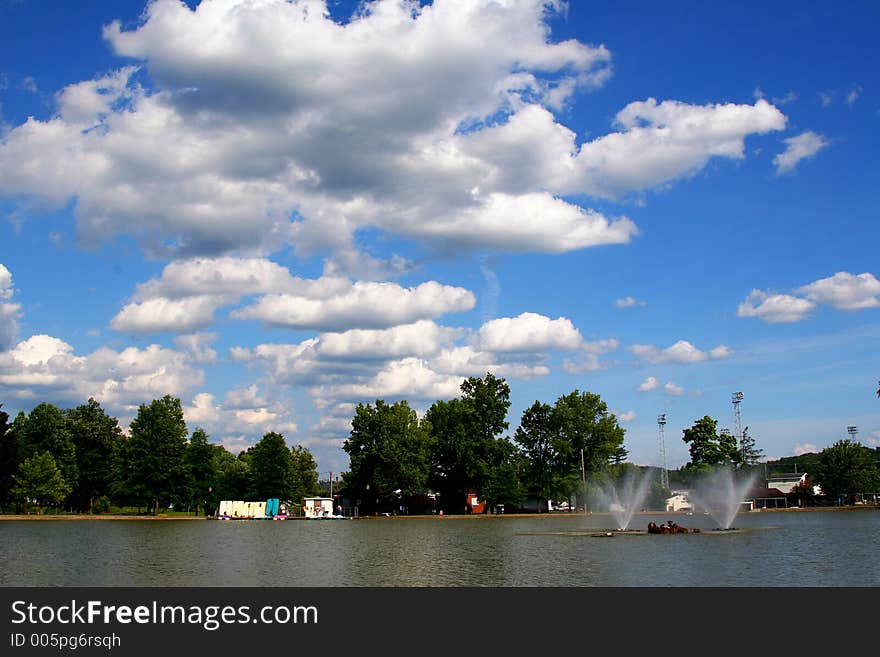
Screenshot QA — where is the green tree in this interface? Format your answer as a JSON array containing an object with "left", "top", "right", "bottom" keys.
[
  {"left": 17, "top": 403, "right": 78, "bottom": 501},
  {"left": 211, "top": 446, "right": 250, "bottom": 505},
  {"left": 344, "top": 399, "right": 430, "bottom": 515},
  {"left": 480, "top": 437, "right": 526, "bottom": 512},
  {"left": 289, "top": 445, "right": 319, "bottom": 504},
  {"left": 611, "top": 444, "right": 629, "bottom": 466},
  {"left": 550, "top": 390, "right": 625, "bottom": 507},
  {"left": 0, "top": 403, "right": 18, "bottom": 508},
  {"left": 682, "top": 416, "right": 739, "bottom": 470},
  {"left": 184, "top": 428, "right": 217, "bottom": 515},
  {"left": 425, "top": 397, "right": 470, "bottom": 513},
  {"left": 787, "top": 479, "right": 817, "bottom": 507},
  {"left": 814, "top": 439, "right": 880, "bottom": 503},
  {"left": 738, "top": 426, "right": 764, "bottom": 468},
  {"left": 13, "top": 452, "right": 71, "bottom": 513},
  {"left": 66, "top": 398, "right": 123, "bottom": 513},
  {"left": 120, "top": 395, "right": 189, "bottom": 515},
  {"left": 460, "top": 373, "right": 511, "bottom": 445},
  {"left": 426, "top": 373, "right": 511, "bottom": 513},
  {"left": 514, "top": 401, "right": 557, "bottom": 503},
  {"left": 248, "top": 432, "right": 295, "bottom": 501}
]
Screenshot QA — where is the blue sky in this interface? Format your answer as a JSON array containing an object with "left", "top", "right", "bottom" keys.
[{"left": 1, "top": 0, "right": 878, "bottom": 475}]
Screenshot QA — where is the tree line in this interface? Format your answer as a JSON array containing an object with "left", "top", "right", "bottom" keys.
[
  {"left": 341, "top": 377, "right": 880, "bottom": 513},
  {"left": 3, "top": 376, "right": 877, "bottom": 516},
  {"left": 674, "top": 414, "right": 880, "bottom": 504},
  {"left": 342, "top": 373, "right": 632, "bottom": 514},
  {"left": 0, "top": 397, "right": 319, "bottom": 515}
]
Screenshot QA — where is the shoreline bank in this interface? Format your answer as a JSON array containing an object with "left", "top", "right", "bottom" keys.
[{"left": 0, "top": 505, "right": 876, "bottom": 521}]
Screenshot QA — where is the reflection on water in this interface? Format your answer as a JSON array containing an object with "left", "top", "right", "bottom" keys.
[{"left": 1, "top": 510, "right": 878, "bottom": 586}]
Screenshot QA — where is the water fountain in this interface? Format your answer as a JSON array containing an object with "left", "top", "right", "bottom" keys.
[
  {"left": 690, "top": 468, "right": 758, "bottom": 530},
  {"left": 592, "top": 469, "right": 654, "bottom": 531}
]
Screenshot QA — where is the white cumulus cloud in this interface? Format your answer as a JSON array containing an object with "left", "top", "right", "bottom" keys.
[
  {"left": 615, "top": 296, "right": 646, "bottom": 308},
  {"left": 0, "top": 263, "right": 21, "bottom": 350},
  {"left": 637, "top": 376, "right": 659, "bottom": 392},
  {"left": 0, "top": 335, "right": 205, "bottom": 412},
  {"left": 629, "top": 340, "right": 733, "bottom": 364},
  {"left": 311, "top": 357, "right": 465, "bottom": 404},
  {"left": 0, "top": 2, "right": 787, "bottom": 265},
  {"left": 111, "top": 294, "right": 234, "bottom": 334},
  {"left": 477, "top": 312, "right": 584, "bottom": 352},
  {"left": 111, "top": 256, "right": 475, "bottom": 334},
  {"left": 183, "top": 388, "right": 299, "bottom": 452},
  {"left": 574, "top": 98, "right": 786, "bottom": 198},
  {"left": 797, "top": 272, "right": 880, "bottom": 311},
  {"left": 316, "top": 321, "right": 461, "bottom": 360},
  {"left": 739, "top": 271, "right": 880, "bottom": 323},
  {"left": 231, "top": 280, "right": 475, "bottom": 331},
  {"left": 737, "top": 289, "right": 817, "bottom": 323},
  {"left": 562, "top": 338, "right": 620, "bottom": 373},
  {"left": 773, "top": 130, "right": 829, "bottom": 174}
]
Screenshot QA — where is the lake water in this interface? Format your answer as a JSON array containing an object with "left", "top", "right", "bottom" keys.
[{"left": 2, "top": 510, "right": 879, "bottom": 587}]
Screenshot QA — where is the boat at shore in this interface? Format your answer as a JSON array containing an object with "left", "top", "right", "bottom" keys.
[
  {"left": 309, "top": 513, "right": 347, "bottom": 520},
  {"left": 216, "top": 498, "right": 287, "bottom": 520},
  {"left": 302, "top": 496, "right": 349, "bottom": 519}
]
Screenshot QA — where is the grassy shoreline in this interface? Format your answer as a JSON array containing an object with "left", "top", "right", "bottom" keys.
[{"left": 0, "top": 505, "right": 876, "bottom": 521}]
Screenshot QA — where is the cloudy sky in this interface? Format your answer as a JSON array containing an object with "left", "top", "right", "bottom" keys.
[{"left": 1, "top": 0, "right": 878, "bottom": 474}]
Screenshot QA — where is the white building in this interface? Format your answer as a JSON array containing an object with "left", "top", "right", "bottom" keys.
[
  {"left": 303, "top": 497, "right": 336, "bottom": 518},
  {"left": 665, "top": 490, "right": 694, "bottom": 513},
  {"left": 766, "top": 472, "right": 807, "bottom": 494}
]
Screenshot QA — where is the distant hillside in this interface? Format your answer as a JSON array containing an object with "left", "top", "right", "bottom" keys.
[
  {"left": 765, "top": 446, "right": 880, "bottom": 475},
  {"left": 765, "top": 453, "right": 822, "bottom": 475}
]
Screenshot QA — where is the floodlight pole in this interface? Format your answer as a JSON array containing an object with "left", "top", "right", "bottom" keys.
[
  {"left": 732, "top": 392, "right": 744, "bottom": 457},
  {"left": 657, "top": 414, "right": 669, "bottom": 490}
]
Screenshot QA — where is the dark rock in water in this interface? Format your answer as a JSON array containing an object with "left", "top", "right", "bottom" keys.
[{"left": 647, "top": 520, "right": 696, "bottom": 534}]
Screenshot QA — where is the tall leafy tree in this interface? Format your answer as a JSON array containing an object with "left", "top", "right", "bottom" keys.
[
  {"left": 814, "top": 439, "right": 880, "bottom": 503},
  {"left": 738, "top": 426, "right": 764, "bottom": 467},
  {"left": 17, "top": 403, "right": 78, "bottom": 501},
  {"left": 682, "top": 416, "right": 739, "bottom": 470},
  {"left": 13, "top": 452, "right": 71, "bottom": 513},
  {"left": 480, "top": 437, "right": 526, "bottom": 512},
  {"left": 460, "top": 373, "right": 511, "bottom": 445},
  {"left": 248, "top": 432, "right": 295, "bottom": 500},
  {"left": 550, "top": 390, "right": 625, "bottom": 505},
  {"left": 426, "top": 373, "right": 511, "bottom": 513},
  {"left": 344, "top": 399, "right": 430, "bottom": 514},
  {"left": 787, "top": 479, "right": 817, "bottom": 507},
  {"left": 0, "top": 403, "right": 18, "bottom": 507},
  {"left": 424, "top": 397, "right": 470, "bottom": 512},
  {"left": 289, "top": 444, "right": 319, "bottom": 504},
  {"left": 514, "top": 401, "right": 558, "bottom": 502},
  {"left": 211, "top": 446, "right": 250, "bottom": 505},
  {"left": 184, "top": 427, "right": 217, "bottom": 515},
  {"left": 120, "top": 395, "right": 189, "bottom": 515},
  {"left": 611, "top": 444, "right": 629, "bottom": 466},
  {"left": 66, "top": 398, "right": 123, "bottom": 513}
]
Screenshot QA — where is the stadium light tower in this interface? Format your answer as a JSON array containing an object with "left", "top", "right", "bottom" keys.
[
  {"left": 732, "top": 392, "right": 745, "bottom": 454},
  {"left": 847, "top": 426, "right": 858, "bottom": 441},
  {"left": 657, "top": 414, "right": 669, "bottom": 489}
]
